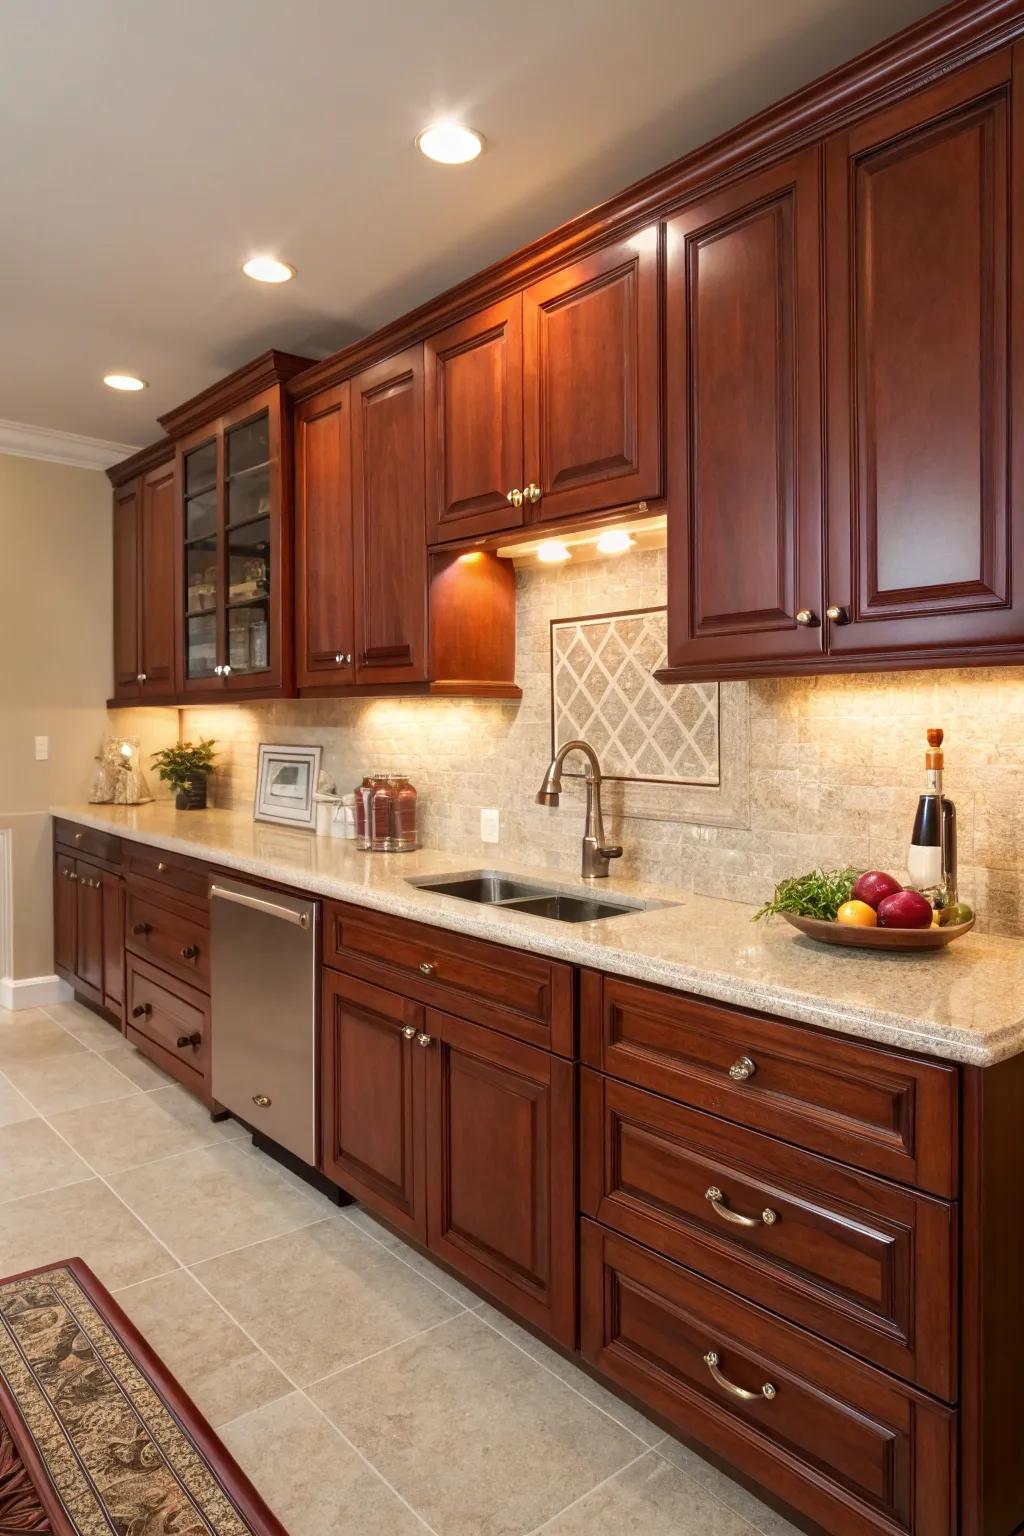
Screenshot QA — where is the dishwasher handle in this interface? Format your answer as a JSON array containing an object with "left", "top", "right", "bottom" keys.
[{"left": 210, "top": 883, "right": 310, "bottom": 929}]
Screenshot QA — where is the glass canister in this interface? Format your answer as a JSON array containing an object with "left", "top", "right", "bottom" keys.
[{"left": 357, "top": 773, "right": 418, "bottom": 852}]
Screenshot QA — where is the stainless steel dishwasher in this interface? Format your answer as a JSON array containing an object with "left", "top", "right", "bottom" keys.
[{"left": 210, "top": 876, "right": 319, "bottom": 1166}]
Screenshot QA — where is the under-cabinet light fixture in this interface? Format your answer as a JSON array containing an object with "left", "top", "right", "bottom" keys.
[
  {"left": 493, "top": 508, "right": 666, "bottom": 566},
  {"left": 537, "top": 540, "right": 571, "bottom": 564},
  {"left": 595, "top": 529, "right": 636, "bottom": 555},
  {"left": 242, "top": 255, "right": 296, "bottom": 284},
  {"left": 416, "top": 123, "right": 485, "bottom": 164},
  {"left": 103, "top": 374, "right": 147, "bottom": 392}
]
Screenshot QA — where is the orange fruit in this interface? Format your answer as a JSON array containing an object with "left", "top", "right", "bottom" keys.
[{"left": 836, "top": 900, "right": 878, "bottom": 927}]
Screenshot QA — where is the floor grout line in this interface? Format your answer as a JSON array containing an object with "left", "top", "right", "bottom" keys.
[
  {"left": 522, "top": 1448, "right": 651, "bottom": 1535},
  {"left": 648, "top": 1440, "right": 779, "bottom": 1536},
  {"left": 303, "top": 1311, "right": 466, "bottom": 1390},
  {"left": 334, "top": 1206, "right": 477, "bottom": 1310},
  {"left": 0, "top": 1170, "right": 95, "bottom": 1209},
  {"left": 472, "top": 1305, "right": 653, "bottom": 1449}
]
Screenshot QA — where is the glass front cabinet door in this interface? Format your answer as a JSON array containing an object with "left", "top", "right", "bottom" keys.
[{"left": 173, "top": 358, "right": 307, "bottom": 698}]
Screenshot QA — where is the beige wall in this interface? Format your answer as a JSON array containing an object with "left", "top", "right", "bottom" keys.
[
  {"left": 0, "top": 453, "right": 113, "bottom": 980},
  {"left": 164, "top": 545, "right": 1024, "bottom": 937}
]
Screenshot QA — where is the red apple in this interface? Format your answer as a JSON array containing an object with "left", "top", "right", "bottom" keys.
[
  {"left": 876, "top": 889, "right": 933, "bottom": 929},
  {"left": 851, "top": 870, "right": 903, "bottom": 910}
]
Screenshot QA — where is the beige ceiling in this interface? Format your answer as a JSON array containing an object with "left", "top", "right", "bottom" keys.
[{"left": 1, "top": 0, "right": 941, "bottom": 448}]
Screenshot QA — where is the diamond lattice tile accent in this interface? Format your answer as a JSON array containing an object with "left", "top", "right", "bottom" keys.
[{"left": 551, "top": 608, "right": 720, "bottom": 785}]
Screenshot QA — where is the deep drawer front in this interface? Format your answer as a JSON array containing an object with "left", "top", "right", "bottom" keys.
[
  {"left": 125, "top": 890, "right": 209, "bottom": 989},
  {"left": 580, "top": 1071, "right": 956, "bottom": 1399},
  {"left": 323, "top": 901, "right": 574, "bottom": 1055},
  {"left": 54, "top": 819, "right": 122, "bottom": 867},
  {"left": 125, "top": 953, "right": 209, "bottom": 1080},
  {"left": 581, "top": 1222, "right": 954, "bottom": 1536},
  {"left": 582, "top": 975, "right": 957, "bottom": 1196},
  {"left": 126, "top": 843, "right": 211, "bottom": 905}
]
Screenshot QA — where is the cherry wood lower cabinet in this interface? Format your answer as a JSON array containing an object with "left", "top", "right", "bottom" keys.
[
  {"left": 53, "top": 831, "right": 124, "bottom": 1024},
  {"left": 581, "top": 1221, "right": 955, "bottom": 1536},
  {"left": 321, "top": 964, "right": 577, "bottom": 1346}
]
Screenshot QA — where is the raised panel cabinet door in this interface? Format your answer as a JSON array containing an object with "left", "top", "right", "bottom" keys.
[
  {"left": 523, "top": 226, "right": 661, "bottom": 523},
  {"left": 53, "top": 853, "right": 77, "bottom": 978},
  {"left": 663, "top": 149, "right": 824, "bottom": 672},
  {"left": 424, "top": 295, "right": 524, "bottom": 543},
  {"left": 320, "top": 968, "right": 427, "bottom": 1239},
  {"left": 112, "top": 478, "right": 141, "bottom": 699},
  {"left": 422, "top": 1009, "right": 576, "bottom": 1346},
  {"left": 295, "top": 382, "right": 355, "bottom": 688},
  {"left": 825, "top": 51, "right": 1017, "bottom": 659},
  {"left": 351, "top": 346, "right": 428, "bottom": 686},
  {"left": 139, "top": 460, "right": 177, "bottom": 697},
  {"left": 74, "top": 860, "right": 104, "bottom": 995}
]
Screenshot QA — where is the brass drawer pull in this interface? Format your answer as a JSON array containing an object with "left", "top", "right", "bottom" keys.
[
  {"left": 131, "top": 1004, "right": 151, "bottom": 1019},
  {"left": 132, "top": 922, "right": 151, "bottom": 936},
  {"left": 176, "top": 1032, "right": 201, "bottom": 1049},
  {"left": 705, "top": 1186, "right": 777, "bottom": 1228},
  {"left": 252, "top": 1094, "right": 271, "bottom": 1108},
  {"left": 728, "top": 1055, "right": 756, "bottom": 1082},
  {"left": 418, "top": 961, "right": 436, "bottom": 977},
  {"left": 704, "top": 1350, "right": 776, "bottom": 1402},
  {"left": 180, "top": 944, "right": 199, "bottom": 960}
]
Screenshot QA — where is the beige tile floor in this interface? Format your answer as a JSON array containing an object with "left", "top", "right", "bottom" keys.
[{"left": 0, "top": 999, "right": 801, "bottom": 1536}]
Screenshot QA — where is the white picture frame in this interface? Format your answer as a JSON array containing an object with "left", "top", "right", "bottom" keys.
[{"left": 253, "top": 744, "right": 322, "bottom": 829}]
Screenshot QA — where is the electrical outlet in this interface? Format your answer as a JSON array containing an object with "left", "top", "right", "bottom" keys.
[
  {"left": 34, "top": 736, "right": 49, "bottom": 761},
  {"left": 480, "top": 808, "right": 500, "bottom": 844}
]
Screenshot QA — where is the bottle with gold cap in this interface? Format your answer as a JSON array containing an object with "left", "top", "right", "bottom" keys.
[{"left": 907, "top": 728, "right": 957, "bottom": 903}]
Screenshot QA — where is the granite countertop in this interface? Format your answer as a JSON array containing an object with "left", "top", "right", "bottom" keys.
[{"left": 52, "top": 802, "right": 1024, "bottom": 1068}]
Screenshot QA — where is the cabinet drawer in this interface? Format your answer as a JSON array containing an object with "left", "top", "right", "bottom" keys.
[
  {"left": 125, "top": 953, "right": 209, "bottom": 1084},
  {"left": 125, "top": 890, "right": 209, "bottom": 989},
  {"left": 324, "top": 901, "right": 574, "bottom": 1054},
  {"left": 580, "top": 1071, "right": 956, "bottom": 1398},
  {"left": 582, "top": 974, "right": 957, "bottom": 1196},
  {"left": 54, "top": 819, "right": 122, "bottom": 867},
  {"left": 581, "top": 1221, "right": 954, "bottom": 1536},
  {"left": 126, "top": 843, "right": 210, "bottom": 905}
]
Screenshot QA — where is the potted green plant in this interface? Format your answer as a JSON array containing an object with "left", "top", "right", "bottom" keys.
[{"left": 151, "top": 739, "right": 218, "bottom": 811}]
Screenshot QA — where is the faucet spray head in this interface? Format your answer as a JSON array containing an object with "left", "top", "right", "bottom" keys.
[{"left": 536, "top": 762, "right": 562, "bottom": 806}]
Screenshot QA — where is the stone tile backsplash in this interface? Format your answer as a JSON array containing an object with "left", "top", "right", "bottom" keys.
[{"left": 117, "top": 545, "right": 1024, "bottom": 936}]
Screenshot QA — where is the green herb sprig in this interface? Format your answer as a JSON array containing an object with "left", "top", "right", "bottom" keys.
[{"left": 753, "top": 867, "right": 861, "bottom": 923}]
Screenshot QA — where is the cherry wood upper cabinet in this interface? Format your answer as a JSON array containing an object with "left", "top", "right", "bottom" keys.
[
  {"left": 661, "top": 150, "right": 824, "bottom": 676},
  {"left": 351, "top": 346, "right": 428, "bottom": 686},
  {"left": 111, "top": 478, "right": 142, "bottom": 700},
  {"left": 824, "top": 50, "right": 1019, "bottom": 662},
  {"left": 425, "top": 296, "right": 524, "bottom": 544},
  {"left": 138, "top": 459, "right": 176, "bottom": 698},
  {"left": 522, "top": 226, "right": 661, "bottom": 523},
  {"left": 294, "top": 382, "right": 355, "bottom": 689}
]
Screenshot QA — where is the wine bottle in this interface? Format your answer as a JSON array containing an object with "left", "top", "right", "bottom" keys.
[{"left": 907, "top": 728, "right": 957, "bottom": 902}]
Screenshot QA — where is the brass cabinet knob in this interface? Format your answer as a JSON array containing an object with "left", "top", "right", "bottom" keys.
[
  {"left": 794, "top": 609, "right": 817, "bottom": 626},
  {"left": 132, "top": 922, "right": 151, "bottom": 936},
  {"left": 506, "top": 488, "right": 524, "bottom": 509},
  {"left": 74, "top": 832, "right": 83, "bottom": 841},
  {"left": 728, "top": 1055, "right": 756, "bottom": 1082},
  {"left": 705, "top": 1186, "right": 777, "bottom": 1228},
  {"left": 401, "top": 1024, "right": 417, "bottom": 1040},
  {"left": 418, "top": 961, "right": 436, "bottom": 977},
  {"left": 68, "top": 870, "right": 78, "bottom": 882},
  {"left": 523, "top": 482, "right": 542, "bottom": 505},
  {"left": 157, "top": 862, "right": 168, "bottom": 873},
  {"left": 416, "top": 1032, "right": 433, "bottom": 1048},
  {"left": 214, "top": 665, "right": 223, "bottom": 676},
  {"left": 180, "top": 944, "right": 199, "bottom": 960},
  {"left": 223, "top": 664, "right": 233, "bottom": 676},
  {"left": 131, "top": 1004, "right": 151, "bottom": 1019},
  {"left": 704, "top": 1350, "right": 776, "bottom": 1403},
  {"left": 176, "top": 1032, "right": 201, "bottom": 1049},
  {"left": 826, "top": 604, "right": 851, "bottom": 624},
  {"left": 252, "top": 1094, "right": 271, "bottom": 1108}
]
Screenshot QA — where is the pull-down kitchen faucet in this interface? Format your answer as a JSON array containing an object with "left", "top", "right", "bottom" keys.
[{"left": 536, "top": 739, "right": 623, "bottom": 878}]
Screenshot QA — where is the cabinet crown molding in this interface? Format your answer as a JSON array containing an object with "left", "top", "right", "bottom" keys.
[
  {"left": 157, "top": 349, "right": 315, "bottom": 440},
  {"left": 106, "top": 437, "right": 175, "bottom": 486},
  {"left": 0, "top": 418, "right": 139, "bottom": 473}
]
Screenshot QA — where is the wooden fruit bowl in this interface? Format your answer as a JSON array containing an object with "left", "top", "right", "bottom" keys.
[{"left": 782, "top": 912, "right": 975, "bottom": 951}]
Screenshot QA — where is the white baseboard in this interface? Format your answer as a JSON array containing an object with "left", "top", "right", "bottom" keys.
[{"left": 0, "top": 974, "right": 74, "bottom": 1011}]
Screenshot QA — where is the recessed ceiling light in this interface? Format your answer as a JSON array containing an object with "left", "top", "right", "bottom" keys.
[
  {"left": 103, "top": 374, "right": 147, "bottom": 392},
  {"left": 596, "top": 529, "right": 635, "bottom": 555},
  {"left": 242, "top": 255, "right": 296, "bottom": 284},
  {"left": 416, "top": 123, "right": 484, "bottom": 164},
  {"left": 537, "top": 540, "right": 571, "bottom": 565}
]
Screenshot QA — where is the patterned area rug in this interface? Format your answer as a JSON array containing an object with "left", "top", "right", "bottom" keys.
[{"left": 0, "top": 1260, "right": 286, "bottom": 1536}]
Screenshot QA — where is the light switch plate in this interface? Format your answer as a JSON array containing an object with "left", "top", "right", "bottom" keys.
[
  {"left": 34, "top": 736, "right": 49, "bottom": 761},
  {"left": 480, "top": 808, "right": 500, "bottom": 844}
]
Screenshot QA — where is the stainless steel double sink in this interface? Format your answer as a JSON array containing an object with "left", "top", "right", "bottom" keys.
[{"left": 408, "top": 870, "right": 676, "bottom": 924}]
